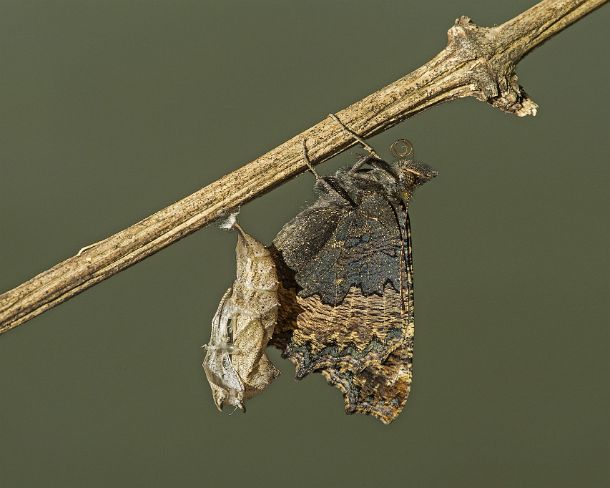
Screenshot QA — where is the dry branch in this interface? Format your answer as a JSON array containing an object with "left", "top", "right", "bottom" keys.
[{"left": 0, "top": 0, "right": 607, "bottom": 335}]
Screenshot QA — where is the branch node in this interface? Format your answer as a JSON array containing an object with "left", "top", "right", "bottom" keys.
[{"left": 447, "top": 16, "right": 539, "bottom": 117}]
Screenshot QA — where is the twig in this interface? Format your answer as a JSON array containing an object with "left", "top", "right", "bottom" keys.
[{"left": 0, "top": 0, "right": 606, "bottom": 335}]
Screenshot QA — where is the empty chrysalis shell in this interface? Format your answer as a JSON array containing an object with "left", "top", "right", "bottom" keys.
[{"left": 203, "top": 219, "right": 280, "bottom": 411}]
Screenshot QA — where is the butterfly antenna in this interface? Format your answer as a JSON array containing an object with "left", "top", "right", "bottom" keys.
[{"left": 329, "top": 113, "right": 381, "bottom": 160}]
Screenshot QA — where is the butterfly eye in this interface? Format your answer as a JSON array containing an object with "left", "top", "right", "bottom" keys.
[{"left": 390, "top": 139, "right": 414, "bottom": 159}]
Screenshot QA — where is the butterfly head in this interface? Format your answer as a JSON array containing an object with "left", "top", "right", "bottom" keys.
[{"left": 387, "top": 139, "right": 437, "bottom": 203}]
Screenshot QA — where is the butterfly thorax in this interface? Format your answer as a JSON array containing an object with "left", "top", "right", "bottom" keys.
[{"left": 313, "top": 157, "right": 437, "bottom": 210}]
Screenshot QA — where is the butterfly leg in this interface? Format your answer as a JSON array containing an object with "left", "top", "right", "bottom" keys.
[
  {"left": 328, "top": 113, "right": 381, "bottom": 160},
  {"left": 301, "top": 139, "right": 322, "bottom": 179},
  {"left": 301, "top": 138, "right": 356, "bottom": 206},
  {"left": 348, "top": 155, "right": 382, "bottom": 175},
  {"left": 302, "top": 136, "right": 370, "bottom": 178}
]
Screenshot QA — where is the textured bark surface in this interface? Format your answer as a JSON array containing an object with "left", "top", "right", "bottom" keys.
[{"left": 0, "top": 0, "right": 607, "bottom": 335}]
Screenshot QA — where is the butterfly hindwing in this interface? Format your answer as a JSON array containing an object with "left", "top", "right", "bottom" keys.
[{"left": 321, "top": 215, "right": 415, "bottom": 424}]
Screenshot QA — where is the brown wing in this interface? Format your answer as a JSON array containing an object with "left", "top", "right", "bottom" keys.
[
  {"left": 271, "top": 215, "right": 416, "bottom": 423},
  {"left": 322, "top": 214, "right": 415, "bottom": 424}
]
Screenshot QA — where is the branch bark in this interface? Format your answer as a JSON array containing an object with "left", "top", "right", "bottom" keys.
[{"left": 0, "top": 0, "right": 606, "bottom": 335}]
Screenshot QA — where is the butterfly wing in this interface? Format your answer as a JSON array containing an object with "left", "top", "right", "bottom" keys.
[
  {"left": 273, "top": 190, "right": 413, "bottom": 385},
  {"left": 321, "top": 215, "right": 415, "bottom": 424}
]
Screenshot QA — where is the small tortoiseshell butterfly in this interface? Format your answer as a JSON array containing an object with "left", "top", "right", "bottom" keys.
[{"left": 271, "top": 114, "right": 436, "bottom": 423}]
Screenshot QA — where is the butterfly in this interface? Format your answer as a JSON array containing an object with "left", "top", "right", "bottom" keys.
[{"left": 270, "top": 114, "right": 437, "bottom": 423}]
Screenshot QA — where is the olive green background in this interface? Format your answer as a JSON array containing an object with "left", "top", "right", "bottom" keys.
[{"left": 1, "top": 1, "right": 608, "bottom": 487}]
